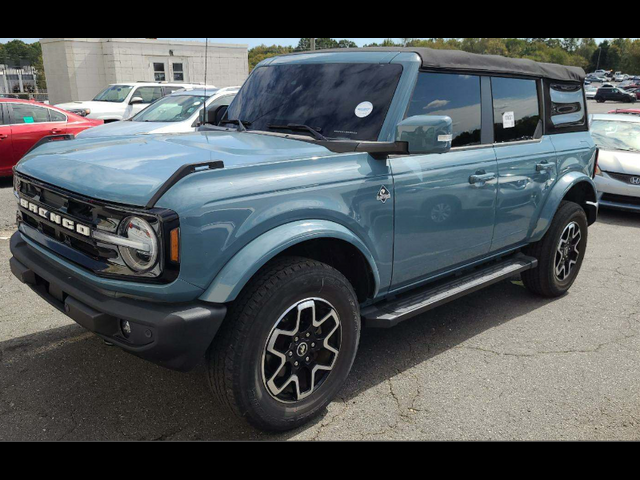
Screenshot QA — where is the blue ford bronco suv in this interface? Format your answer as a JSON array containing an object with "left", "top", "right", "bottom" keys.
[{"left": 10, "top": 48, "right": 598, "bottom": 431}]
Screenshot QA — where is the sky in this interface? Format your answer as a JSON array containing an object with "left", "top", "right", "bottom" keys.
[{"left": 0, "top": 38, "right": 632, "bottom": 49}]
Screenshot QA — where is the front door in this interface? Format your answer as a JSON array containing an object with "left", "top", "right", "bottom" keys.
[
  {"left": 8, "top": 102, "right": 65, "bottom": 162},
  {"left": 124, "top": 85, "right": 164, "bottom": 119},
  {"left": 390, "top": 71, "right": 498, "bottom": 290}
]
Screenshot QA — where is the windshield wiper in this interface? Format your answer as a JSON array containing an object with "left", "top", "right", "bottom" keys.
[
  {"left": 268, "top": 124, "right": 328, "bottom": 141},
  {"left": 221, "top": 119, "right": 251, "bottom": 132}
]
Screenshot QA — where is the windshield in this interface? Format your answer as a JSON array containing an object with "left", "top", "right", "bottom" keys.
[
  {"left": 93, "top": 85, "right": 134, "bottom": 103},
  {"left": 132, "top": 95, "right": 206, "bottom": 123},
  {"left": 591, "top": 120, "right": 640, "bottom": 152},
  {"left": 224, "top": 63, "right": 403, "bottom": 141}
]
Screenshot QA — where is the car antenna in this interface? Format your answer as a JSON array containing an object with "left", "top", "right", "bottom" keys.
[{"left": 202, "top": 37, "right": 209, "bottom": 126}]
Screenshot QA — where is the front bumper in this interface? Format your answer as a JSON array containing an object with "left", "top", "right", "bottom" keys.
[
  {"left": 10, "top": 232, "right": 226, "bottom": 371},
  {"left": 595, "top": 173, "right": 640, "bottom": 212}
]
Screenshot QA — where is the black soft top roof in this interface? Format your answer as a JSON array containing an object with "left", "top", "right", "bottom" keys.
[{"left": 295, "top": 47, "right": 586, "bottom": 83}]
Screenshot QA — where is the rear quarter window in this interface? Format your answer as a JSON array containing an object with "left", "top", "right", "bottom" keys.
[{"left": 549, "top": 84, "right": 585, "bottom": 128}]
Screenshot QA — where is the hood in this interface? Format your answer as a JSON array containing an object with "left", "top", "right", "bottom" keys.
[
  {"left": 76, "top": 120, "right": 187, "bottom": 138},
  {"left": 15, "top": 131, "right": 336, "bottom": 207},
  {"left": 56, "top": 100, "right": 112, "bottom": 110},
  {"left": 599, "top": 149, "right": 640, "bottom": 175}
]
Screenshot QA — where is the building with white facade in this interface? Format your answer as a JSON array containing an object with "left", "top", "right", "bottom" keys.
[{"left": 41, "top": 38, "right": 249, "bottom": 105}]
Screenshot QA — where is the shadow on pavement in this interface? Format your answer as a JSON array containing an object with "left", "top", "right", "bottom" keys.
[
  {"left": 0, "top": 178, "right": 13, "bottom": 189},
  {"left": 0, "top": 279, "right": 556, "bottom": 441},
  {"left": 596, "top": 209, "right": 640, "bottom": 229}
]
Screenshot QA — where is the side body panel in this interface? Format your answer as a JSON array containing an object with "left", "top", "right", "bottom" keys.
[
  {"left": 529, "top": 132, "right": 597, "bottom": 241},
  {"left": 491, "top": 137, "right": 557, "bottom": 251},
  {"left": 389, "top": 148, "right": 498, "bottom": 290},
  {"left": 0, "top": 104, "right": 14, "bottom": 175},
  {"left": 158, "top": 152, "right": 395, "bottom": 302}
]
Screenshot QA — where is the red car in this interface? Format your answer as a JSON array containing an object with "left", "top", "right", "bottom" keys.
[
  {"left": 0, "top": 99, "right": 103, "bottom": 177},
  {"left": 608, "top": 108, "right": 640, "bottom": 116}
]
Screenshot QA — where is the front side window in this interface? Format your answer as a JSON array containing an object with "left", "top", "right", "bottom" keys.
[
  {"left": 133, "top": 87, "right": 164, "bottom": 104},
  {"left": 93, "top": 85, "right": 134, "bottom": 103},
  {"left": 10, "top": 104, "right": 51, "bottom": 124},
  {"left": 132, "top": 95, "right": 206, "bottom": 123},
  {"left": 591, "top": 120, "right": 640, "bottom": 153},
  {"left": 154, "top": 63, "right": 166, "bottom": 82},
  {"left": 225, "top": 63, "right": 403, "bottom": 141},
  {"left": 492, "top": 77, "right": 541, "bottom": 143},
  {"left": 406, "top": 72, "right": 482, "bottom": 148}
]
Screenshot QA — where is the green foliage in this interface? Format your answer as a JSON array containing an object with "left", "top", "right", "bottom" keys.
[
  {"left": 248, "top": 44, "right": 294, "bottom": 72},
  {"left": 0, "top": 40, "right": 46, "bottom": 90}
]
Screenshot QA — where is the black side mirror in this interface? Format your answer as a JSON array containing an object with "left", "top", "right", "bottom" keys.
[{"left": 206, "top": 105, "right": 229, "bottom": 125}]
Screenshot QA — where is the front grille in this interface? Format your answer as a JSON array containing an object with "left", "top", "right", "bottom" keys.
[
  {"left": 14, "top": 173, "right": 180, "bottom": 284},
  {"left": 606, "top": 172, "right": 640, "bottom": 186},
  {"left": 601, "top": 193, "right": 640, "bottom": 206}
]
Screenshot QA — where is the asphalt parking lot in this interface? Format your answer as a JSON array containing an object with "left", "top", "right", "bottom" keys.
[{"left": 1, "top": 114, "right": 640, "bottom": 440}]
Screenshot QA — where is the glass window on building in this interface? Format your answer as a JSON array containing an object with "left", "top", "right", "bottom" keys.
[
  {"left": 173, "top": 63, "right": 184, "bottom": 82},
  {"left": 154, "top": 63, "right": 166, "bottom": 82}
]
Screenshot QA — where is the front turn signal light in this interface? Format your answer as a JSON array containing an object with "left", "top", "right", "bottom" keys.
[{"left": 170, "top": 228, "right": 180, "bottom": 263}]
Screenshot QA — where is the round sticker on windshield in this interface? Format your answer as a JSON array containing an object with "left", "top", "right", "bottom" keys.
[{"left": 355, "top": 101, "right": 374, "bottom": 118}]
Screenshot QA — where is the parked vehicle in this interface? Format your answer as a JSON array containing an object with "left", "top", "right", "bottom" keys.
[
  {"left": 608, "top": 108, "right": 640, "bottom": 116},
  {"left": 614, "top": 72, "right": 627, "bottom": 82},
  {"left": 594, "top": 87, "right": 637, "bottom": 103},
  {"left": 0, "top": 99, "right": 102, "bottom": 177},
  {"left": 77, "top": 87, "right": 240, "bottom": 139},
  {"left": 585, "top": 85, "right": 598, "bottom": 99},
  {"left": 55, "top": 82, "right": 211, "bottom": 123},
  {"left": 590, "top": 114, "right": 640, "bottom": 212},
  {"left": 10, "top": 48, "right": 597, "bottom": 431}
]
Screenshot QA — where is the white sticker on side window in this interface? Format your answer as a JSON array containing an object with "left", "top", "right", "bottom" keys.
[
  {"left": 503, "top": 111, "right": 515, "bottom": 129},
  {"left": 355, "top": 101, "right": 374, "bottom": 118}
]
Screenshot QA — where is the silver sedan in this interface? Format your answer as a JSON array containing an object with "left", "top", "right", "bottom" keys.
[{"left": 590, "top": 114, "right": 640, "bottom": 212}]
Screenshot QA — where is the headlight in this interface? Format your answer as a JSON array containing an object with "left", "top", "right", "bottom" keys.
[{"left": 118, "top": 216, "right": 159, "bottom": 272}]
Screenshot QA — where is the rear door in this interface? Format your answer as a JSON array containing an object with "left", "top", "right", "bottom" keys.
[
  {"left": 490, "top": 77, "right": 556, "bottom": 251},
  {"left": 0, "top": 103, "right": 15, "bottom": 173},
  {"left": 8, "top": 102, "right": 65, "bottom": 162}
]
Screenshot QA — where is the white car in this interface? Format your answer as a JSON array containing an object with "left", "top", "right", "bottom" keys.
[
  {"left": 591, "top": 114, "right": 640, "bottom": 212},
  {"left": 76, "top": 87, "right": 239, "bottom": 138},
  {"left": 585, "top": 85, "right": 598, "bottom": 99},
  {"left": 55, "top": 82, "right": 212, "bottom": 123}
]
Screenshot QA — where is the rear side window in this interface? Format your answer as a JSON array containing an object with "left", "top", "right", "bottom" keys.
[
  {"left": 10, "top": 104, "right": 51, "bottom": 124},
  {"left": 49, "top": 109, "right": 66, "bottom": 122},
  {"left": 406, "top": 72, "right": 482, "bottom": 147},
  {"left": 0, "top": 104, "right": 5, "bottom": 125},
  {"left": 491, "top": 77, "right": 541, "bottom": 143}
]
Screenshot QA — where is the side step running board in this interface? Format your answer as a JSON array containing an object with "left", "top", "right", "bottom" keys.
[{"left": 362, "top": 254, "right": 538, "bottom": 328}]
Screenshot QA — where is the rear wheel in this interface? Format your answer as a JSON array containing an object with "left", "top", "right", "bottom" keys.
[
  {"left": 207, "top": 257, "right": 361, "bottom": 431},
  {"left": 522, "top": 201, "right": 588, "bottom": 298}
]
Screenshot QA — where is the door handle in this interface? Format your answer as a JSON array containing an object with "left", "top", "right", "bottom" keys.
[
  {"left": 51, "top": 129, "right": 62, "bottom": 134},
  {"left": 469, "top": 173, "right": 496, "bottom": 186},
  {"left": 0, "top": 134, "right": 8, "bottom": 140},
  {"left": 536, "top": 162, "right": 555, "bottom": 172}
]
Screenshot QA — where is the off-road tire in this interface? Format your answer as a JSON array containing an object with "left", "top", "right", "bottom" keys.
[
  {"left": 207, "top": 256, "right": 360, "bottom": 432},
  {"left": 522, "top": 201, "right": 588, "bottom": 298}
]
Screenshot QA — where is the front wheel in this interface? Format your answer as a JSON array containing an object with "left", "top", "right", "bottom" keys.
[
  {"left": 207, "top": 257, "right": 361, "bottom": 431},
  {"left": 521, "top": 201, "right": 588, "bottom": 298}
]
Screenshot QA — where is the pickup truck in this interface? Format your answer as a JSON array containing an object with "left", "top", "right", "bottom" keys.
[{"left": 10, "top": 47, "right": 598, "bottom": 432}]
